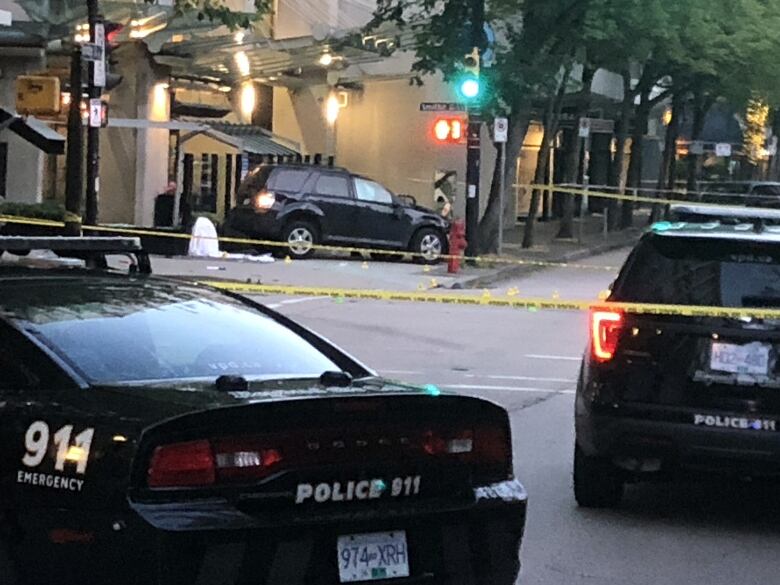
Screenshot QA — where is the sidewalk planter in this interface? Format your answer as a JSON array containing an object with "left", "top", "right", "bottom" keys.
[{"left": 0, "top": 202, "right": 82, "bottom": 237}]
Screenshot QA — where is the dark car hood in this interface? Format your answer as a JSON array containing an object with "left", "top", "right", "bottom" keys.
[{"left": 91, "top": 377, "right": 444, "bottom": 425}]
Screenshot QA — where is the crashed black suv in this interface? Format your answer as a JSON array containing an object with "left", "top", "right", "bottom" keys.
[
  {"left": 223, "top": 163, "right": 450, "bottom": 262},
  {"left": 0, "top": 237, "right": 526, "bottom": 585},
  {"left": 575, "top": 205, "right": 780, "bottom": 508}
]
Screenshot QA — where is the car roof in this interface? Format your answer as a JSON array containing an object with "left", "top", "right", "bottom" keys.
[
  {"left": 266, "top": 163, "right": 350, "bottom": 174},
  {"left": 651, "top": 204, "right": 780, "bottom": 242}
]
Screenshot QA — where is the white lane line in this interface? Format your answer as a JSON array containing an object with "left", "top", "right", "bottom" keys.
[
  {"left": 381, "top": 370, "right": 574, "bottom": 384},
  {"left": 524, "top": 354, "right": 581, "bottom": 362},
  {"left": 266, "top": 296, "right": 323, "bottom": 309},
  {"left": 444, "top": 384, "right": 575, "bottom": 395},
  {"left": 464, "top": 374, "right": 575, "bottom": 383}
]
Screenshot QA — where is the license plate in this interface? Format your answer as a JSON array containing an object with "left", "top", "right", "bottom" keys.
[
  {"left": 710, "top": 341, "right": 770, "bottom": 375},
  {"left": 337, "top": 531, "right": 409, "bottom": 583}
]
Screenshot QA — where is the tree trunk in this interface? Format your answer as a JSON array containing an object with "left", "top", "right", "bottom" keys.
[
  {"left": 557, "top": 67, "right": 596, "bottom": 240},
  {"left": 478, "top": 107, "right": 531, "bottom": 253},
  {"left": 686, "top": 88, "right": 708, "bottom": 193},
  {"left": 621, "top": 86, "right": 651, "bottom": 229},
  {"left": 651, "top": 92, "right": 682, "bottom": 223},
  {"left": 523, "top": 82, "right": 566, "bottom": 248},
  {"left": 607, "top": 72, "right": 633, "bottom": 231}
]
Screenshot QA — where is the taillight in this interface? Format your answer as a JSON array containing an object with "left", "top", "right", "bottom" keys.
[
  {"left": 148, "top": 440, "right": 215, "bottom": 488},
  {"left": 212, "top": 437, "right": 284, "bottom": 482},
  {"left": 147, "top": 438, "right": 285, "bottom": 488},
  {"left": 423, "top": 426, "right": 512, "bottom": 479},
  {"left": 591, "top": 309, "right": 623, "bottom": 362},
  {"left": 252, "top": 190, "right": 276, "bottom": 212}
]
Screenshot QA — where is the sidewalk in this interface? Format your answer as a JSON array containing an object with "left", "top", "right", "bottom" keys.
[
  {"left": 455, "top": 209, "right": 649, "bottom": 288},
  {"left": 152, "top": 211, "right": 647, "bottom": 291}
]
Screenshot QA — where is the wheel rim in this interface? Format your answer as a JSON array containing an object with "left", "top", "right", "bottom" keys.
[
  {"left": 288, "top": 227, "right": 314, "bottom": 255},
  {"left": 419, "top": 233, "right": 442, "bottom": 260}
]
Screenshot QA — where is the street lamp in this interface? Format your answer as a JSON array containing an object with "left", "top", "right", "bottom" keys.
[{"left": 325, "top": 92, "right": 340, "bottom": 126}]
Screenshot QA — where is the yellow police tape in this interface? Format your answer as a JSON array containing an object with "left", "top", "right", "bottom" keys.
[
  {"left": 0, "top": 186, "right": 752, "bottom": 272},
  {"left": 523, "top": 184, "right": 711, "bottom": 207},
  {"left": 203, "top": 281, "right": 780, "bottom": 321},
  {"left": 0, "top": 213, "right": 619, "bottom": 271}
]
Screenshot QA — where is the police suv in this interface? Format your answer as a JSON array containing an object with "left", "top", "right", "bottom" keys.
[{"left": 575, "top": 206, "right": 780, "bottom": 507}]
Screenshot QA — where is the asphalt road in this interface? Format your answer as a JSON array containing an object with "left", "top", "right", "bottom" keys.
[{"left": 248, "top": 247, "right": 780, "bottom": 585}]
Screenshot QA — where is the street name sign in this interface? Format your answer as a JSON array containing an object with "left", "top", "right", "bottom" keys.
[{"left": 420, "top": 102, "right": 466, "bottom": 112}]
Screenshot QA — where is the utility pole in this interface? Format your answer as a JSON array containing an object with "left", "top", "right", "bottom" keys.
[
  {"left": 85, "top": 0, "right": 104, "bottom": 225},
  {"left": 464, "top": 0, "right": 484, "bottom": 258},
  {"left": 65, "top": 45, "right": 83, "bottom": 216}
]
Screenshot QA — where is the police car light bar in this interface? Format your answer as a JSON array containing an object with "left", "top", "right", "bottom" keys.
[
  {"left": 0, "top": 236, "right": 143, "bottom": 253},
  {"left": 670, "top": 204, "right": 780, "bottom": 222},
  {"left": 0, "top": 236, "right": 150, "bottom": 274}
]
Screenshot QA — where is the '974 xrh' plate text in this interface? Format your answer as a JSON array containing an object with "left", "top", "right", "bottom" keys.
[{"left": 337, "top": 531, "right": 410, "bottom": 583}]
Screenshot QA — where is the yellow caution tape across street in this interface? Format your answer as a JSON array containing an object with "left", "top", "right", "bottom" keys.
[
  {"left": 0, "top": 186, "right": 758, "bottom": 273},
  {"left": 0, "top": 214, "right": 619, "bottom": 271},
  {"left": 202, "top": 281, "right": 780, "bottom": 320}
]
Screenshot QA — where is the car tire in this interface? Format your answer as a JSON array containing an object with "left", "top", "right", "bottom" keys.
[
  {"left": 282, "top": 220, "right": 318, "bottom": 259},
  {"left": 573, "top": 444, "right": 624, "bottom": 508},
  {"left": 411, "top": 228, "right": 446, "bottom": 265}
]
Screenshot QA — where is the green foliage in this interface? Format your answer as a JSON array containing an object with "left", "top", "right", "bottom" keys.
[
  {"left": 0, "top": 201, "right": 80, "bottom": 223},
  {"left": 145, "top": 0, "right": 272, "bottom": 29}
]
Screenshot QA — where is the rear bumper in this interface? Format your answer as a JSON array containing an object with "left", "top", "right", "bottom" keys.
[
  {"left": 576, "top": 399, "right": 780, "bottom": 476},
  {"left": 15, "top": 480, "right": 527, "bottom": 585}
]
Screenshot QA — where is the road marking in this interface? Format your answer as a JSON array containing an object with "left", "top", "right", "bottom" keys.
[
  {"left": 381, "top": 370, "right": 575, "bottom": 384},
  {"left": 524, "top": 354, "right": 581, "bottom": 362},
  {"left": 444, "top": 384, "right": 575, "bottom": 395},
  {"left": 464, "top": 374, "right": 575, "bottom": 383},
  {"left": 266, "top": 296, "right": 323, "bottom": 309}
]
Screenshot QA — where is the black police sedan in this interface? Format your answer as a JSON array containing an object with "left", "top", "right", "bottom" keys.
[
  {"left": 575, "top": 206, "right": 780, "bottom": 508},
  {"left": 0, "top": 237, "right": 526, "bottom": 585},
  {"left": 223, "top": 163, "right": 450, "bottom": 262}
]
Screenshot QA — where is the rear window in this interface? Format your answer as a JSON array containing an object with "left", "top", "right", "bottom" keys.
[
  {"left": 613, "top": 236, "right": 780, "bottom": 308},
  {"left": 3, "top": 282, "right": 341, "bottom": 384}
]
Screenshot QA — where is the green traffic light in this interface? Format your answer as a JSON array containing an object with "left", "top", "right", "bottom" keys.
[{"left": 460, "top": 77, "right": 480, "bottom": 99}]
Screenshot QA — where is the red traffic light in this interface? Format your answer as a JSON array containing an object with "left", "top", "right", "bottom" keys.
[{"left": 432, "top": 117, "right": 466, "bottom": 144}]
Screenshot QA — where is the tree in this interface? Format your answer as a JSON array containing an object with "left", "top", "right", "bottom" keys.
[{"left": 146, "top": 0, "right": 272, "bottom": 29}]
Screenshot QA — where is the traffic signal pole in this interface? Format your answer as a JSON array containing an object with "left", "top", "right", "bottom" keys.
[
  {"left": 464, "top": 0, "right": 484, "bottom": 258},
  {"left": 465, "top": 110, "right": 481, "bottom": 257},
  {"left": 65, "top": 45, "right": 83, "bottom": 216},
  {"left": 85, "top": 0, "right": 102, "bottom": 225}
]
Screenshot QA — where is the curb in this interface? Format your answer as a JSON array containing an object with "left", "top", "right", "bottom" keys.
[{"left": 450, "top": 231, "right": 642, "bottom": 289}]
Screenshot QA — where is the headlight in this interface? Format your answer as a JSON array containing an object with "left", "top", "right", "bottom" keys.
[{"left": 252, "top": 191, "right": 276, "bottom": 212}]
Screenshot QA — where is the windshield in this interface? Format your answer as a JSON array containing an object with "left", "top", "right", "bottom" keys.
[
  {"left": 613, "top": 236, "right": 780, "bottom": 307},
  {"left": 5, "top": 282, "right": 340, "bottom": 384}
]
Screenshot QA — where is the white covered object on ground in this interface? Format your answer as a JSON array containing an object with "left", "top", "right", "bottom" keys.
[
  {"left": 188, "top": 217, "right": 221, "bottom": 258},
  {"left": 187, "top": 217, "right": 274, "bottom": 262}
]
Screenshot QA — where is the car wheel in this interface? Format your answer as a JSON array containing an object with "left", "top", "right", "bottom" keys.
[
  {"left": 282, "top": 220, "right": 318, "bottom": 259},
  {"left": 411, "top": 228, "right": 446, "bottom": 264},
  {"left": 573, "top": 444, "right": 624, "bottom": 508}
]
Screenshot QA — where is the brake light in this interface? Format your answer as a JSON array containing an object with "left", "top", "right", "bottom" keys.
[
  {"left": 591, "top": 309, "right": 623, "bottom": 362},
  {"left": 423, "top": 427, "right": 512, "bottom": 478},
  {"left": 148, "top": 440, "right": 215, "bottom": 488},
  {"left": 252, "top": 190, "right": 276, "bottom": 211}
]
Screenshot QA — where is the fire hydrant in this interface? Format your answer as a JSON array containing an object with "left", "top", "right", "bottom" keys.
[{"left": 448, "top": 219, "right": 467, "bottom": 274}]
